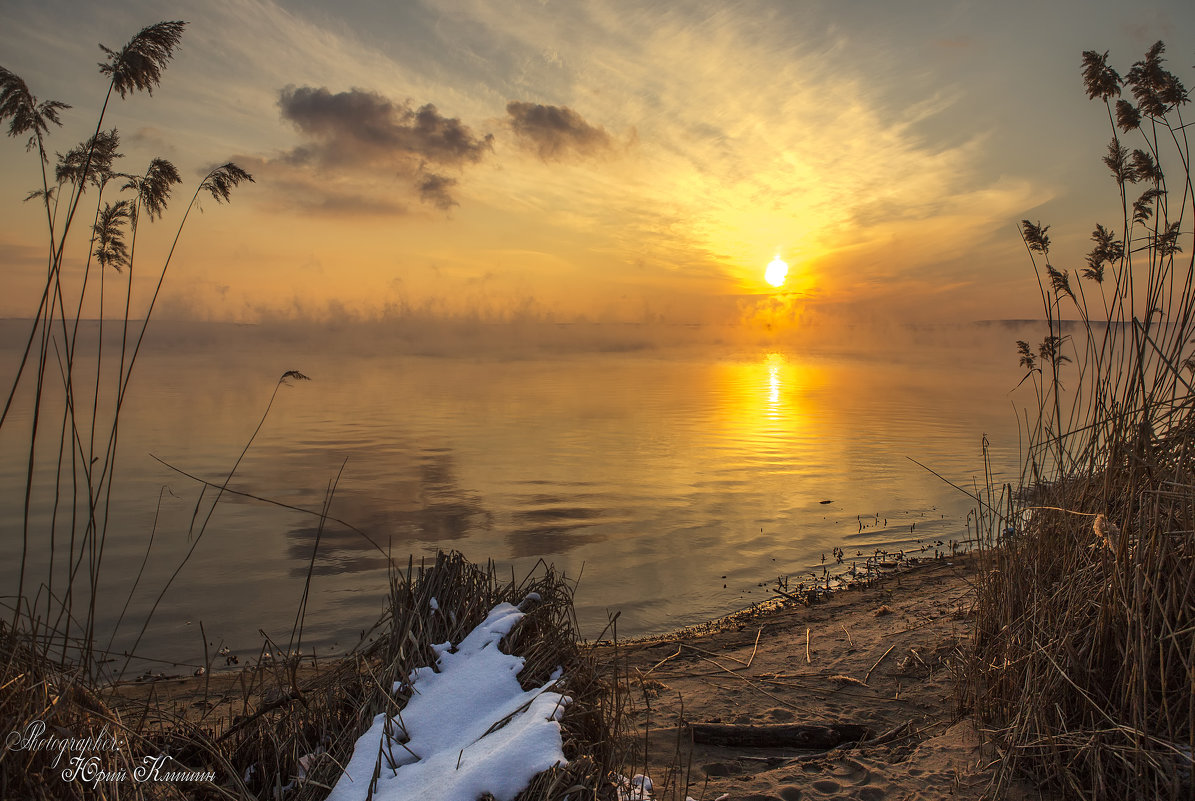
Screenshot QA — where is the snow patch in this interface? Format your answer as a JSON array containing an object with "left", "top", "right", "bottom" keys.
[{"left": 327, "top": 602, "right": 569, "bottom": 801}]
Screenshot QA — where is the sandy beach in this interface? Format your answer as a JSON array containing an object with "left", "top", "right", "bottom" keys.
[
  {"left": 605, "top": 555, "right": 1039, "bottom": 801},
  {"left": 106, "top": 554, "right": 1044, "bottom": 800}
]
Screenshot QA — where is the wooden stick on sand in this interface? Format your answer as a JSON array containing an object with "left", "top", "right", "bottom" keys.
[{"left": 864, "top": 644, "right": 897, "bottom": 685}]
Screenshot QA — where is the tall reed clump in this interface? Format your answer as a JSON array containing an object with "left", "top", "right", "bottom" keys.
[
  {"left": 966, "top": 43, "right": 1195, "bottom": 800},
  {"left": 1, "top": 19, "right": 254, "bottom": 799},
  {"left": 0, "top": 22, "right": 252, "bottom": 673}
]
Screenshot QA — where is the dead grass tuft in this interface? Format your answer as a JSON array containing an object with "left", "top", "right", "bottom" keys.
[{"left": 964, "top": 41, "right": 1195, "bottom": 801}]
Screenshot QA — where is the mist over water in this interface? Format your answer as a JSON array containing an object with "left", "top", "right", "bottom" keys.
[{"left": 0, "top": 318, "right": 1035, "bottom": 673}]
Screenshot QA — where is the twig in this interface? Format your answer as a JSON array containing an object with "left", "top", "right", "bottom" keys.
[
  {"left": 200, "top": 619, "right": 210, "bottom": 706},
  {"left": 864, "top": 644, "right": 897, "bottom": 685},
  {"left": 772, "top": 586, "right": 806, "bottom": 604},
  {"left": 643, "top": 646, "right": 681, "bottom": 678},
  {"left": 684, "top": 643, "right": 748, "bottom": 667},
  {"left": 745, "top": 627, "right": 762, "bottom": 669},
  {"left": 684, "top": 652, "right": 796, "bottom": 709}
]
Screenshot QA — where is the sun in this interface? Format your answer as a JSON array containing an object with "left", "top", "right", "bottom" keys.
[{"left": 765, "top": 256, "right": 788, "bottom": 288}]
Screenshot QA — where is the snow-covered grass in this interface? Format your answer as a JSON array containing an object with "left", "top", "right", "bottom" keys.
[{"left": 327, "top": 599, "right": 570, "bottom": 801}]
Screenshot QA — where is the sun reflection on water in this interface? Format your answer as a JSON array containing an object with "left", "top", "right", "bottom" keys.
[
  {"left": 766, "top": 352, "right": 783, "bottom": 413},
  {"left": 709, "top": 350, "right": 827, "bottom": 460}
]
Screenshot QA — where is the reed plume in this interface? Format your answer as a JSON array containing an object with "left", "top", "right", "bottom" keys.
[
  {"left": 56, "top": 129, "right": 122, "bottom": 188},
  {"left": 98, "top": 21, "right": 187, "bottom": 98},
  {"left": 0, "top": 65, "right": 68, "bottom": 155},
  {"left": 92, "top": 200, "right": 131, "bottom": 271},
  {"left": 200, "top": 162, "right": 255, "bottom": 203},
  {"left": 123, "top": 156, "right": 181, "bottom": 223}
]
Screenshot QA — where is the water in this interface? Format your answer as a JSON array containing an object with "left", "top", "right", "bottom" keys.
[{"left": 0, "top": 319, "right": 1030, "bottom": 673}]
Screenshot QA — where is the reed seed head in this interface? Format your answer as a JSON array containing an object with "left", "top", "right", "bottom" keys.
[
  {"left": 1132, "top": 187, "right": 1164, "bottom": 225},
  {"left": 1081, "top": 50, "right": 1122, "bottom": 101},
  {"left": 56, "top": 129, "right": 122, "bottom": 189},
  {"left": 123, "top": 156, "right": 181, "bottom": 222},
  {"left": 98, "top": 21, "right": 187, "bottom": 98},
  {"left": 200, "top": 162, "right": 254, "bottom": 203},
  {"left": 1103, "top": 138, "right": 1134, "bottom": 186},
  {"left": 0, "top": 66, "right": 69, "bottom": 156},
  {"left": 93, "top": 200, "right": 131, "bottom": 271},
  {"left": 1114, "top": 99, "right": 1141, "bottom": 132},
  {"left": 1021, "top": 220, "right": 1051, "bottom": 255}
]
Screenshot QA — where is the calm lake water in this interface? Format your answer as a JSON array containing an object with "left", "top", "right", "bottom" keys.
[{"left": 1, "top": 320, "right": 1031, "bottom": 675}]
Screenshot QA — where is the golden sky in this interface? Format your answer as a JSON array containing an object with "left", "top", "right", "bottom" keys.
[{"left": 1, "top": 0, "right": 1192, "bottom": 331}]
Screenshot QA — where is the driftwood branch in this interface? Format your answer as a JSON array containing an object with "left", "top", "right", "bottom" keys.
[{"left": 688, "top": 722, "right": 871, "bottom": 749}]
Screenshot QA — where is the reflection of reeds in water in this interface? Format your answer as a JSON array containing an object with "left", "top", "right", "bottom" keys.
[{"left": 965, "top": 43, "right": 1195, "bottom": 800}]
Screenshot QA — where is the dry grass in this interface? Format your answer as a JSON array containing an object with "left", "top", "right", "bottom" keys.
[
  {"left": 964, "top": 42, "right": 1195, "bottom": 800},
  {"left": 969, "top": 447, "right": 1194, "bottom": 799},
  {"left": 1, "top": 551, "right": 628, "bottom": 799}
]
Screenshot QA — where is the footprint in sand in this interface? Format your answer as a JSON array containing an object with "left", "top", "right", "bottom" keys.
[
  {"left": 810, "top": 779, "right": 842, "bottom": 795},
  {"left": 808, "top": 778, "right": 887, "bottom": 799},
  {"left": 828, "top": 757, "right": 871, "bottom": 785}
]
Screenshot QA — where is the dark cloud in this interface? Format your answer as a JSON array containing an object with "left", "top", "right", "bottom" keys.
[
  {"left": 278, "top": 86, "right": 492, "bottom": 168},
  {"left": 506, "top": 101, "right": 613, "bottom": 160},
  {"left": 417, "top": 173, "right": 458, "bottom": 210},
  {"left": 260, "top": 86, "right": 492, "bottom": 212}
]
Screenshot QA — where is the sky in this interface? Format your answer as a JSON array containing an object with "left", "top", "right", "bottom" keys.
[{"left": 1, "top": 0, "right": 1193, "bottom": 334}]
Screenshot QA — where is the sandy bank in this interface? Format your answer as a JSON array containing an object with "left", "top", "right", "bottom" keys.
[
  {"left": 603, "top": 555, "right": 1041, "bottom": 801},
  {"left": 108, "top": 555, "right": 1041, "bottom": 800}
]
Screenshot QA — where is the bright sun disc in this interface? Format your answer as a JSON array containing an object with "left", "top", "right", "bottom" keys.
[{"left": 765, "top": 257, "right": 788, "bottom": 287}]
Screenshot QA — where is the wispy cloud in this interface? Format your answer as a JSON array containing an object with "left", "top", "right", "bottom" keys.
[{"left": 228, "top": 153, "right": 409, "bottom": 216}]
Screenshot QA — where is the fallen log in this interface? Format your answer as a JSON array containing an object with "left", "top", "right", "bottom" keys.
[{"left": 688, "top": 722, "right": 871, "bottom": 749}]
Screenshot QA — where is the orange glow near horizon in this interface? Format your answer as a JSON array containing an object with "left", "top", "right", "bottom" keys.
[{"left": 0, "top": 2, "right": 1082, "bottom": 328}]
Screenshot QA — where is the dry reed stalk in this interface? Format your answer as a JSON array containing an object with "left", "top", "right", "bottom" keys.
[{"left": 965, "top": 42, "right": 1195, "bottom": 800}]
